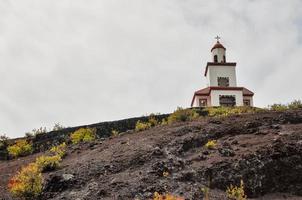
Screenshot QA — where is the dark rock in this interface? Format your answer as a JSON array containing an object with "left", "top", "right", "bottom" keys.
[{"left": 219, "top": 148, "right": 235, "bottom": 157}]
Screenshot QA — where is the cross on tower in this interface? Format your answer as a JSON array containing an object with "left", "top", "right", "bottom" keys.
[{"left": 215, "top": 35, "right": 221, "bottom": 42}]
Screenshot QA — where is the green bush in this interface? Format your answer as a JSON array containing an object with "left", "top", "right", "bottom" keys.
[
  {"left": 50, "top": 142, "right": 67, "bottom": 158},
  {"left": 111, "top": 129, "right": 119, "bottom": 137},
  {"left": 8, "top": 163, "right": 43, "bottom": 199},
  {"left": 167, "top": 107, "right": 199, "bottom": 124},
  {"left": 269, "top": 100, "right": 302, "bottom": 111},
  {"left": 226, "top": 180, "right": 247, "bottom": 200},
  {"left": 206, "top": 106, "right": 263, "bottom": 117},
  {"left": 205, "top": 140, "right": 217, "bottom": 149},
  {"left": 35, "top": 155, "right": 61, "bottom": 172},
  {"left": 288, "top": 100, "right": 302, "bottom": 110},
  {"left": 269, "top": 104, "right": 288, "bottom": 111},
  {"left": 70, "top": 128, "right": 96, "bottom": 144},
  {"left": 7, "top": 140, "right": 33, "bottom": 158},
  {"left": 148, "top": 116, "right": 159, "bottom": 127},
  {"left": 0, "top": 134, "right": 9, "bottom": 148},
  {"left": 135, "top": 120, "right": 151, "bottom": 132}
]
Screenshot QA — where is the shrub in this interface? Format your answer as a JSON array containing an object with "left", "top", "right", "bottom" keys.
[
  {"left": 70, "top": 128, "right": 96, "bottom": 144},
  {"left": 205, "top": 140, "right": 217, "bottom": 149},
  {"left": 201, "top": 187, "right": 210, "bottom": 200},
  {"left": 148, "top": 116, "right": 159, "bottom": 127},
  {"left": 162, "top": 171, "right": 169, "bottom": 177},
  {"left": 269, "top": 104, "right": 288, "bottom": 111},
  {"left": 161, "top": 118, "right": 168, "bottom": 125},
  {"left": 288, "top": 100, "right": 302, "bottom": 110},
  {"left": 25, "top": 132, "right": 34, "bottom": 138},
  {"left": 167, "top": 107, "right": 199, "bottom": 124},
  {"left": 153, "top": 192, "right": 184, "bottom": 200},
  {"left": 226, "top": 180, "right": 247, "bottom": 200},
  {"left": 135, "top": 120, "right": 151, "bottom": 132},
  {"left": 0, "top": 134, "right": 9, "bottom": 148},
  {"left": 206, "top": 106, "right": 262, "bottom": 117},
  {"left": 52, "top": 123, "right": 65, "bottom": 131},
  {"left": 50, "top": 142, "right": 67, "bottom": 158},
  {"left": 8, "top": 163, "right": 43, "bottom": 199},
  {"left": 25, "top": 127, "right": 47, "bottom": 137},
  {"left": 7, "top": 140, "right": 33, "bottom": 158},
  {"left": 35, "top": 155, "right": 61, "bottom": 172},
  {"left": 111, "top": 129, "right": 119, "bottom": 137}
]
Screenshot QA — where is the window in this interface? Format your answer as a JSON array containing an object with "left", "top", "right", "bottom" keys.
[
  {"left": 199, "top": 99, "right": 207, "bottom": 107},
  {"left": 214, "top": 55, "right": 218, "bottom": 62},
  {"left": 219, "top": 95, "right": 236, "bottom": 107},
  {"left": 218, "top": 77, "right": 229, "bottom": 87},
  {"left": 244, "top": 100, "right": 251, "bottom": 106},
  {"left": 223, "top": 55, "right": 226, "bottom": 63}
]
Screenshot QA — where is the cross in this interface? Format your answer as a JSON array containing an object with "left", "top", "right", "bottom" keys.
[{"left": 215, "top": 35, "right": 221, "bottom": 42}]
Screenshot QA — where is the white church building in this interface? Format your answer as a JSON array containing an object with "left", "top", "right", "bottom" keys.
[{"left": 191, "top": 37, "right": 254, "bottom": 107}]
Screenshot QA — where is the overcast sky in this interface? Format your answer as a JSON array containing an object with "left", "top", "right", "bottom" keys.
[{"left": 0, "top": 0, "right": 302, "bottom": 138}]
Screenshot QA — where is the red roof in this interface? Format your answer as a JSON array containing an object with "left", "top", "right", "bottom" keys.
[
  {"left": 191, "top": 86, "right": 254, "bottom": 106},
  {"left": 211, "top": 41, "right": 226, "bottom": 52}
]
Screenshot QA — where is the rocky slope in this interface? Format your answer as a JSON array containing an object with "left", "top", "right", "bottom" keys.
[{"left": 1, "top": 110, "right": 302, "bottom": 200}]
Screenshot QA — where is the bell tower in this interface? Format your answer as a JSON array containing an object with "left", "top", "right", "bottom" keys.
[
  {"left": 211, "top": 36, "right": 226, "bottom": 63},
  {"left": 191, "top": 36, "right": 254, "bottom": 107}
]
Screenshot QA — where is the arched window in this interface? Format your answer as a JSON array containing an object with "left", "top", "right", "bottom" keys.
[{"left": 214, "top": 55, "right": 218, "bottom": 62}]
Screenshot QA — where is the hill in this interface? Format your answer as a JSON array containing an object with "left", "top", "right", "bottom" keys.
[{"left": 1, "top": 109, "right": 302, "bottom": 199}]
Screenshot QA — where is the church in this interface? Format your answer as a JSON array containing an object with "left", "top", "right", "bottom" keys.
[{"left": 191, "top": 37, "right": 254, "bottom": 107}]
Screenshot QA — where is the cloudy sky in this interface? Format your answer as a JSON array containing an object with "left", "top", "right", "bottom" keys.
[{"left": 0, "top": 0, "right": 302, "bottom": 138}]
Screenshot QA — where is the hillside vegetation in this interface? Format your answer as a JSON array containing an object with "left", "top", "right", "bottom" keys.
[{"left": 0, "top": 104, "right": 302, "bottom": 199}]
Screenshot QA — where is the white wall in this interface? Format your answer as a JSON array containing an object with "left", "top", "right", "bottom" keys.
[
  {"left": 192, "top": 95, "right": 211, "bottom": 107},
  {"left": 206, "top": 65, "right": 237, "bottom": 87},
  {"left": 212, "top": 48, "right": 226, "bottom": 63},
  {"left": 210, "top": 90, "right": 243, "bottom": 106}
]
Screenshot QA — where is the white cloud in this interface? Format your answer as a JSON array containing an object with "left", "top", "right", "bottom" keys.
[{"left": 0, "top": 0, "right": 301, "bottom": 137}]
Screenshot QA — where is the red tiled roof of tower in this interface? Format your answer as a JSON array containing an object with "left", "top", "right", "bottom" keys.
[{"left": 211, "top": 41, "right": 226, "bottom": 52}]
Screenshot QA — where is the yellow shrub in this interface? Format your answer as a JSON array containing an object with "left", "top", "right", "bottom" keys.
[
  {"left": 167, "top": 107, "right": 199, "bottom": 124},
  {"left": 7, "top": 140, "right": 33, "bottom": 158},
  {"left": 111, "top": 129, "right": 119, "bottom": 137},
  {"left": 135, "top": 120, "right": 151, "bottom": 132},
  {"left": 50, "top": 142, "right": 67, "bottom": 158},
  {"left": 226, "top": 180, "right": 247, "bottom": 200},
  {"left": 8, "top": 163, "right": 43, "bottom": 199},
  {"left": 153, "top": 192, "right": 184, "bottom": 200},
  {"left": 161, "top": 118, "right": 168, "bottom": 125},
  {"left": 148, "top": 116, "right": 159, "bottom": 127},
  {"left": 162, "top": 171, "right": 169, "bottom": 177},
  {"left": 205, "top": 140, "right": 217, "bottom": 149},
  {"left": 201, "top": 187, "right": 210, "bottom": 200},
  {"left": 70, "top": 128, "right": 96, "bottom": 144},
  {"left": 206, "top": 106, "right": 263, "bottom": 117},
  {"left": 35, "top": 155, "right": 62, "bottom": 172}
]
